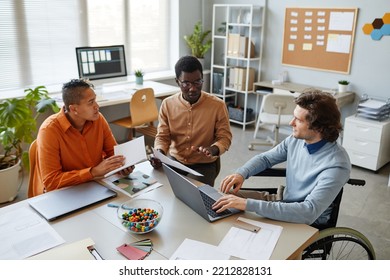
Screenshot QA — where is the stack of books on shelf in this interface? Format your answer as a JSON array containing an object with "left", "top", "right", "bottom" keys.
[{"left": 357, "top": 98, "right": 390, "bottom": 121}]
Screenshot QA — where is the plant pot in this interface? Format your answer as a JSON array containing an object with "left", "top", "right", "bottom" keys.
[
  {"left": 135, "top": 76, "right": 143, "bottom": 85},
  {"left": 197, "top": 58, "right": 205, "bottom": 70},
  {"left": 338, "top": 84, "right": 349, "bottom": 93},
  {"left": 0, "top": 158, "right": 23, "bottom": 203}
]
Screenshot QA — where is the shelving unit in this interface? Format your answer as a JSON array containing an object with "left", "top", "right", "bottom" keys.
[{"left": 210, "top": 2, "right": 266, "bottom": 130}]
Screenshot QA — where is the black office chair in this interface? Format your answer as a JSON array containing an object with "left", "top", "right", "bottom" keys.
[{"left": 241, "top": 168, "right": 376, "bottom": 260}]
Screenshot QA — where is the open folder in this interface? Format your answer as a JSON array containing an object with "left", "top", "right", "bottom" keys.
[
  {"left": 27, "top": 238, "right": 102, "bottom": 260},
  {"left": 104, "top": 136, "right": 147, "bottom": 177}
]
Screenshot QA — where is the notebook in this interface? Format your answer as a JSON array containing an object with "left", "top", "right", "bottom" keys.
[
  {"left": 28, "top": 181, "right": 117, "bottom": 221},
  {"left": 162, "top": 163, "right": 241, "bottom": 222}
]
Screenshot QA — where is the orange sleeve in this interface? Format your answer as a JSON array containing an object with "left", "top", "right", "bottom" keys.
[{"left": 37, "top": 113, "right": 117, "bottom": 191}]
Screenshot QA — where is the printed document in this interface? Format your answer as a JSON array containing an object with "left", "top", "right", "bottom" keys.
[
  {"left": 0, "top": 206, "right": 64, "bottom": 259},
  {"left": 98, "top": 170, "right": 162, "bottom": 197},
  {"left": 217, "top": 217, "right": 283, "bottom": 260},
  {"left": 170, "top": 238, "right": 230, "bottom": 260}
]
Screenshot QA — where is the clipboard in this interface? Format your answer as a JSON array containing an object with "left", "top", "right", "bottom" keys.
[{"left": 27, "top": 238, "right": 102, "bottom": 260}]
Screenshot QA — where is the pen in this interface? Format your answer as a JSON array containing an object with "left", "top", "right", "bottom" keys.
[{"left": 107, "top": 203, "right": 133, "bottom": 210}]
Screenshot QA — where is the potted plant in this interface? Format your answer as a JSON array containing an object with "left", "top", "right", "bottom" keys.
[
  {"left": 0, "top": 85, "right": 59, "bottom": 202},
  {"left": 184, "top": 21, "right": 212, "bottom": 60},
  {"left": 338, "top": 80, "right": 350, "bottom": 93},
  {"left": 134, "top": 69, "right": 144, "bottom": 85}
]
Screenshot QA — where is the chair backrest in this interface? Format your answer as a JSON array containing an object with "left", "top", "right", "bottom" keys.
[
  {"left": 312, "top": 188, "right": 344, "bottom": 231},
  {"left": 129, "top": 88, "right": 158, "bottom": 126},
  {"left": 261, "top": 94, "right": 296, "bottom": 115},
  {"left": 313, "top": 179, "right": 365, "bottom": 230},
  {"left": 28, "top": 139, "right": 44, "bottom": 198}
]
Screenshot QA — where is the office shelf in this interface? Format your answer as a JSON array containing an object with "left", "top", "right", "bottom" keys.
[{"left": 210, "top": 2, "right": 266, "bottom": 130}]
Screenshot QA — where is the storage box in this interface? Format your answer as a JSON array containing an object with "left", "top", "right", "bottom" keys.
[
  {"left": 228, "top": 105, "right": 254, "bottom": 122},
  {"left": 227, "top": 34, "right": 255, "bottom": 58},
  {"left": 228, "top": 67, "right": 255, "bottom": 91}
]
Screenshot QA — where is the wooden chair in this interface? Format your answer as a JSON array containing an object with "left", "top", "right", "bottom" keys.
[
  {"left": 110, "top": 88, "right": 159, "bottom": 140},
  {"left": 28, "top": 139, "right": 45, "bottom": 197}
]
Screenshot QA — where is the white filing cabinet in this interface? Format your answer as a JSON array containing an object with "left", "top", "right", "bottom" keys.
[{"left": 343, "top": 116, "right": 390, "bottom": 171}]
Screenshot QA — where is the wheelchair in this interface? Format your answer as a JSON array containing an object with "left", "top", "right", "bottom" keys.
[{"left": 241, "top": 168, "right": 376, "bottom": 260}]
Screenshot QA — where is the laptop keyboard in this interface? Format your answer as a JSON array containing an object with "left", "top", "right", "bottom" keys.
[{"left": 199, "top": 191, "right": 232, "bottom": 218}]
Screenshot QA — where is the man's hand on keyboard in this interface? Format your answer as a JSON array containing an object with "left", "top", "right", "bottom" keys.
[{"left": 212, "top": 194, "right": 247, "bottom": 213}]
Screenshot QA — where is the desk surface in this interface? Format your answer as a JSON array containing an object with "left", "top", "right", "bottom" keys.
[
  {"left": 52, "top": 81, "right": 179, "bottom": 108},
  {"left": 0, "top": 162, "right": 318, "bottom": 260},
  {"left": 254, "top": 81, "right": 355, "bottom": 108}
]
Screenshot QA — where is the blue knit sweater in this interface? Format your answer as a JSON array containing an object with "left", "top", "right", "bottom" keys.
[{"left": 236, "top": 135, "right": 351, "bottom": 225}]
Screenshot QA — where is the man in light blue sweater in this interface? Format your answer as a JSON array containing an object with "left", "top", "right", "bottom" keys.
[{"left": 213, "top": 90, "right": 351, "bottom": 227}]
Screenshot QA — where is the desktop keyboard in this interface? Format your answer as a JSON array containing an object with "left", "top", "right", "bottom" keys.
[{"left": 199, "top": 191, "right": 232, "bottom": 218}]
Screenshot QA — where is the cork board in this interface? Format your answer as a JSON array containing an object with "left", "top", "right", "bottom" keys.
[{"left": 282, "top": 7, "right": 358, "bottom": 74}]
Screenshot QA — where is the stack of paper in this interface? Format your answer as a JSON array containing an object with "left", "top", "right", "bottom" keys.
[
  {"left": 357, "top": 99, "right": 390, "bottom": 121},
  {"left": 169, "top": 217, "right": 283, "bottom": 260}
]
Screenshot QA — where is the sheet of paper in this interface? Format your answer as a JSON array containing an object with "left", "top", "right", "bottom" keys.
[
  {"left": 0, "top": 206, "right": 65, "bottom": 260},
  {"left": 326, "top": 34, "right": 351, "bottom": 54},
  {"left": 104, "top": 136, "right": 147, "bottom": 177},
  {"left": 152, "top": 147, "right": 203, "bottom": 176},
  {"left": 217, "top": 217, "right": 283, "bottom": 260},
  {"left": 328, "top": 11, "right": 354, "bottom": 31},
  {"left": 170, "top": 238, "right": 230, "bottom": 260}
]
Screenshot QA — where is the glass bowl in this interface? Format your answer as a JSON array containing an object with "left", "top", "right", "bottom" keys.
[{"left": 117, "top": 199, "right": 163, "bottom": 234}]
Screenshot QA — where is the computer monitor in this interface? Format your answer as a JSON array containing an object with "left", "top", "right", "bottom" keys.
[{"left": 75, "top": 45, "right": 127, "bottom": 82}]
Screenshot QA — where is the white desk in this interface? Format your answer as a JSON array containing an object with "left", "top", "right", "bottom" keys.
[
  {"left": 253, "top": 81, "right": 355, "bottom": 109},
  {"left": 52, "top": 80, "right": 179, "bottom": 108},
  {"left": 0, "top": 162, "right": 318, "bottom": 260}
]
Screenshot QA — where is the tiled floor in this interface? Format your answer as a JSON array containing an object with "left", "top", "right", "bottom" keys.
[{"left": 2, "top": 124, "right": 389, "bottom": 259}]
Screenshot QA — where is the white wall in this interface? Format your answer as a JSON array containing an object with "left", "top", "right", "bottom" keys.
[
  {"left": 264, "top": 0, "right": 389, "bottom": 101},
  {"left": 196, "top": 0, "right": 390, "bottom": 102}
]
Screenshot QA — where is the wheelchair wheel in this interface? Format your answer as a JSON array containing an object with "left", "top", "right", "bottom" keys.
[{"left": 302, "top": 227, "right": 376, "bottom": 260}]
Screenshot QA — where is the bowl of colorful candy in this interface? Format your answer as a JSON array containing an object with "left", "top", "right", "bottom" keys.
[{"left": 117, "top": 199, "right": 163, "bottom": 234}]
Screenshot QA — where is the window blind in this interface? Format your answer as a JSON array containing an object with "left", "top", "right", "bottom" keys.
[{"left": 0, "top": 0, "right": 170, "bottom": 91}]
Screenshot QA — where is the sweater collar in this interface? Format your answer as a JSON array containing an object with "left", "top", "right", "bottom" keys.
[{"left": 304, "top": 139, "right": 327, "bottom": 154}]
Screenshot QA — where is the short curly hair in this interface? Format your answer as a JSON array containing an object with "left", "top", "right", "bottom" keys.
[
  {"left": 295, "top": 89, "right": 342, "bottom": 142},
  {"left": 174, "top": 55, "right": 203, "bottom": 79},
  {"left": 62, "top": 78, "right": 94, "bottom": 111}
]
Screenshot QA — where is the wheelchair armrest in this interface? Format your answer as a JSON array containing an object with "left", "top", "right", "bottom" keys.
[
  {"left": 253, "top": 168, "right": 286, "bottom": 177},
  {"left": 239, "top": 187, "right": 278, "bottom": 194},
  {"left": 347, "top": 179, "right": 365, "bottom": 186},
  {"left": 239, "top": 168, "right": 285, "bottom": 193}
]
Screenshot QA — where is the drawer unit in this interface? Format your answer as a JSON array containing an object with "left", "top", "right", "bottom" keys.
[
  {"left": 343, "top": 137, "right": 381, "bottom": 156},
  {"left": 273, "top": 88, "right": 300, "bottom": 97},
  {"left": 343, "top": 116, "right": 390, "bottom": 171}
]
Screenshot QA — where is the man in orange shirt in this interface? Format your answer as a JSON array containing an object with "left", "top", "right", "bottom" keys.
[{"left": 32, "top": 78, "right": 134, "bottom": 195}]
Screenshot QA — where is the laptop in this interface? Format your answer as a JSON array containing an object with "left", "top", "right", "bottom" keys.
[
  {"left": 28, "top": 181, "right": 117, "bottom": 221},
  {"left": 162, "top": 163, "right": 241, "bottom": 222}
]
